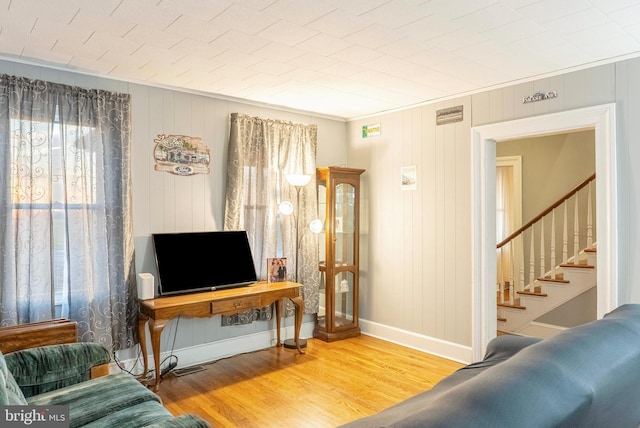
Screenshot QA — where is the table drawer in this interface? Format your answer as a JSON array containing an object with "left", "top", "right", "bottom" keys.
[{"left": 212, "top": 295, "right": 262, "bottom": 314}]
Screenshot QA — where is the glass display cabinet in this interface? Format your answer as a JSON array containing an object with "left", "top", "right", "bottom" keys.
[{"left": 313, "top": 166, "right": 365, "bottom": 342}]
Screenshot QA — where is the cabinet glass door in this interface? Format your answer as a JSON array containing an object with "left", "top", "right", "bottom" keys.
[
  {"left": 333, "top": 183, "right": 356, "bottom": 329},
  {"left": 317, "top": 179, "right": 327, "bottom": 329},
  {"left": 314, "top": 166, "right": 364, "bottom": 342}
]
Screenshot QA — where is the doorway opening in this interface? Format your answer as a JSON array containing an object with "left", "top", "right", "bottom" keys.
[
  {"left": 471, "top": 104, "right": 617, "bottom": 361},
  {"left": 496, "top": 130, "right": 597, "bottom": 337}
]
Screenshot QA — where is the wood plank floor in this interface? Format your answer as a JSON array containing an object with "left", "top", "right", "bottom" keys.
[{"left": 156, "top": 335, "right": 464, "bottom": 428}]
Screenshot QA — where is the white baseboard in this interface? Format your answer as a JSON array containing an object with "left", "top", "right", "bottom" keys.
[
  {"left": 359, "top": 319, "right": 473, "bottom": 364},
  {"left": 116, "top": 320, "right": 316, "bottom": 371},
  {"left": 116, "top": 319, "right": 473, "bottom": 372}
]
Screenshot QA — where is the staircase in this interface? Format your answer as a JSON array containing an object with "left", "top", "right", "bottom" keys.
[
  {"left": 497, "top": 246, "right": 597, "bottom": 335},
  {"left": 496, "top": 173, "right": 596, "bottom": 337}
]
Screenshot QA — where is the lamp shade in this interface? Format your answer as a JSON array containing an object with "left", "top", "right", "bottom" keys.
[
  {"left": 309, "top": 219, "right": 323, "bottom": 234},
  {"left": 278, "top": 201, "right": 294, "bottom": 215},
  {"left": 286, "top": 173, "right": 312, "bottom": 187}
]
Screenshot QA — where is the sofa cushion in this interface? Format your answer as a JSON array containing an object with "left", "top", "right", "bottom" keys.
[
  {"left": 27, "top": 372, "right": 163, "bottom": 428},
  {"left": 340, "top": 335, "right": 541, "bottom": 428},
  {"left": 5, "top": 342, "right": 111, "bottom": 398},
  {"left": 0, "top": 351, "right": 28, "bottom": 405},
  {"left": 341, "top": 304, "right": 640, "bottom": 428},
  {"left": 81, "top": 400, "right": 175, "bottom": 428}
]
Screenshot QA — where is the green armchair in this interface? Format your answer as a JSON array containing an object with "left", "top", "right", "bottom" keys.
[{"left": 0, "top": 320, "right": 209, "bottom": 428}]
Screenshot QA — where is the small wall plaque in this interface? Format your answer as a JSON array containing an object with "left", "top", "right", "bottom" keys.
[
  {"left": 436, "top": 105, "right": 463, "bottom": 125},
  {"left": 153, "top": 134, "right": 211, "bottom": 176},
  {"left": 523, "top": 91, "right": 558, "bottom": 104},
  {"left": 362, "top": 123, "right": 381, "bottom": 138}
]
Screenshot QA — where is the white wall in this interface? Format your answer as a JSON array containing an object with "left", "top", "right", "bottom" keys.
[
  {"left": 0, "top": 59, "right": 348, "bottom": 362},
  {"left": 4, "top": 55, "right": 640, "bottom": 366},
  {"left": 347, "top": 58, "right": 640, "bottom": 361}
]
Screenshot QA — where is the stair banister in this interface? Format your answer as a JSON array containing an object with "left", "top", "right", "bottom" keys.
[
  {"left": 497, "top": 172, "right": 596, "bottom": 334},
  {"left": 496, "top": 173, "right": 596, "bottom": 249}
]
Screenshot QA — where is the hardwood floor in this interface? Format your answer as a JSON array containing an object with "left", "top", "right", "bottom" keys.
[{"left": 155, "top": 335, "right": 464, "bottom": 427}]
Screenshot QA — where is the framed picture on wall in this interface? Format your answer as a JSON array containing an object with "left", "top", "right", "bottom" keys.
[{"left": 401, "top": 165, "right": 417, "bottom": 190}]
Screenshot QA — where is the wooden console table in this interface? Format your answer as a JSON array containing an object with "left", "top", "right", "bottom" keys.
[{"left": 138, "top": 281, "right": 304, "bottom": 391}]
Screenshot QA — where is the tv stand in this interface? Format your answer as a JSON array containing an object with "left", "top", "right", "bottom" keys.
[{"left": 137, "top": 281, "right": 304, "bottom": 391}]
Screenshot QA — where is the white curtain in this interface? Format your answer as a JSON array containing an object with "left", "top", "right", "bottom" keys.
[
  {"left": 0, "top": 74, "right": 136, "bottom": 350},
  {"left": 224, "top": 113, "right": 320, "bottom": 320},
  {"left": 496, "top": 165, "right": 515, "bottom": 285}
]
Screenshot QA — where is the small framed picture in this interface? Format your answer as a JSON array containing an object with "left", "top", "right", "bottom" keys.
[{"left": 267, "top": 257, "right": 287, "bottom": 283}]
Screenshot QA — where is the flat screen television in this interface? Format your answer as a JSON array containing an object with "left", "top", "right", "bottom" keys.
[{"left": 152, "top": 230, "right": 258, "bottom": 296}]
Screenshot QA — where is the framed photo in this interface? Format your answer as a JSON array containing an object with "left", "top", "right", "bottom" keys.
[
  {"left": 267, "top": 257, "right": 287, "bottom": 283},
  {"left": 401, "top": 165, "right": 417, "bottom": 190}
]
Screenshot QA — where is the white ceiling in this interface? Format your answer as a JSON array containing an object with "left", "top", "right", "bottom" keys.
[{"left": 1, "top": 0, "right": 640, "bottom": 120}]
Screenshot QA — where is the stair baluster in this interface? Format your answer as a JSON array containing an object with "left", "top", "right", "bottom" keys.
[
  {"left": 539, "top": 219, "right": 545, "bottom": 280},
  {"left": 496, "top": 174, "right": 596, "bottom": 335},
  {"left": 587, "top": 182, "right": 593, "bottom": 249},
  {"left": 563, "top": 203, "right": 568, "bottom": 265},
  {"left": 550, "top": 208, "right": 557, "bottom": 280},
  {"left": 573, "top": 194, "right": 580, "bottom": 264}
]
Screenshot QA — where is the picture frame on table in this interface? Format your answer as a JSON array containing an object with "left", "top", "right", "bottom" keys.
[{"left": 267, "top": 257, "right": 287, "bottom": 283}]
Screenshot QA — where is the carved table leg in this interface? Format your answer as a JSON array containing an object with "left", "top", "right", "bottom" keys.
[
  {"left": 137, "top": 314, "right": 149, "bottom": 380},
  {"left": 275, "top": 299, "right": 283, "bottom": 346},
  {"left": 148, "top": 318, "right": 168, "bottom": 392},
  {"left": 290, "top": 295, "right": 305, "bottom": 354}
]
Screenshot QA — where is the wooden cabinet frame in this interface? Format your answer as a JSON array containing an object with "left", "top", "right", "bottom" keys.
[{"left": 313, "top": 166, "right": 365, "bottom": 341}]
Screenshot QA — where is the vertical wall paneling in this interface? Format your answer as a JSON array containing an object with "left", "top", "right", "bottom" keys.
[
  {"left": 442, "top": 115, "right": 455, "bottom": 340},
  {"left": 347, "top": 59, "right": 635, "bottom": 362},
  {"left": 0, "top": 59, "right": 347, "bottom": 361},
  {"left": 562, "top": 70, "right": 588, "bottom": 111},
  {"left": 187, "top": 95, "right": 206, "bottom": 231},
  {"left": 131, "top": 84, "right": 151, "bottom": 237},
  {"left": 453, "top": 98, "right": 472, "bottom": 345},
  {"left": 421, "top": 104, "right": 437, "bottom": 337},
  {"left": 401, "top": 110, "right": 412, "bottom": 329},
  {"left": 410, "top": 108, "right": 423, "bottom": 331},
  {"left": 617, "top": 60, "right": 639, "bottom": 303},
  {"left": 147, "top": 88, "right": 166, "bottom": 235},
  {"left": 4, "top": 55, "right": 640, "bottom": 364}
]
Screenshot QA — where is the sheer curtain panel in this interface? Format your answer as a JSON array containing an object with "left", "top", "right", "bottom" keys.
[
  {"left": 224, "top": 113, "right": 320, "bottom": 322},
  {"left": 0, "top": 74, "right": 136, "bottom": 350},
  {"left": 496, "top": 165, "right": 515, "bottom": 286}
]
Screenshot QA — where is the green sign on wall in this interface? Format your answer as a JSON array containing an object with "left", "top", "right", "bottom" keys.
[{"left": 362, "top": 123, "right": 381, "bottom": 138}]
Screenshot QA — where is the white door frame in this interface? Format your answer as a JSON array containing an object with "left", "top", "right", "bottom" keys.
[{"left": 471, "top": 104, "right": 617, "bottom": 361}]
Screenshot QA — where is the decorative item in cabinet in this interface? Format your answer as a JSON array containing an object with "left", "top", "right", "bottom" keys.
[{"left": 313, "top": 166, "right": 365, "bottom": 342}]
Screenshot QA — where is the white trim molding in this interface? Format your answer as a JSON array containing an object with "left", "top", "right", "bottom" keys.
[
  {"left": 471, "top": 103, "right": 618, "bottom": 361},
  {"left": 360, "top": 319, "right": 472, "bottom": 364}
]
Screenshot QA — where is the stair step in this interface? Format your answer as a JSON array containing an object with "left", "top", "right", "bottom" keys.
[
  {"left": 498, "top": 297, "right": 526, "bottom": 310},
  {"left": 497, "top": 243, "right": 597, "bottom": 334},
  {"left": 559, "top": 262, "right": 595, "bottom": 269},
  {"left": 516, "top": 285, "right": 547, "bottom": 297},
  {"left": 517, "top": 290, "right": 548, "bottom": 297},
  {"left": 537, "top": 276, "right": 570, "bottom": 284}
]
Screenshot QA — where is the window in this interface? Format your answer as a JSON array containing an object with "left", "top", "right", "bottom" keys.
[
  {"left": 9, "top": 113, "right": 97, "bottom": 317},
  {"left": 0, "top": 75, "right": 134, "bottom": 349}
]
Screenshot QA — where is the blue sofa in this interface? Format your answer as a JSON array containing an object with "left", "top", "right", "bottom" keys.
[
  {"left": 0, "top": 326, "right": 209, "bottom": 427},
  {"left": 341, "top": 304, "right": 640, "bottom": 427}
]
